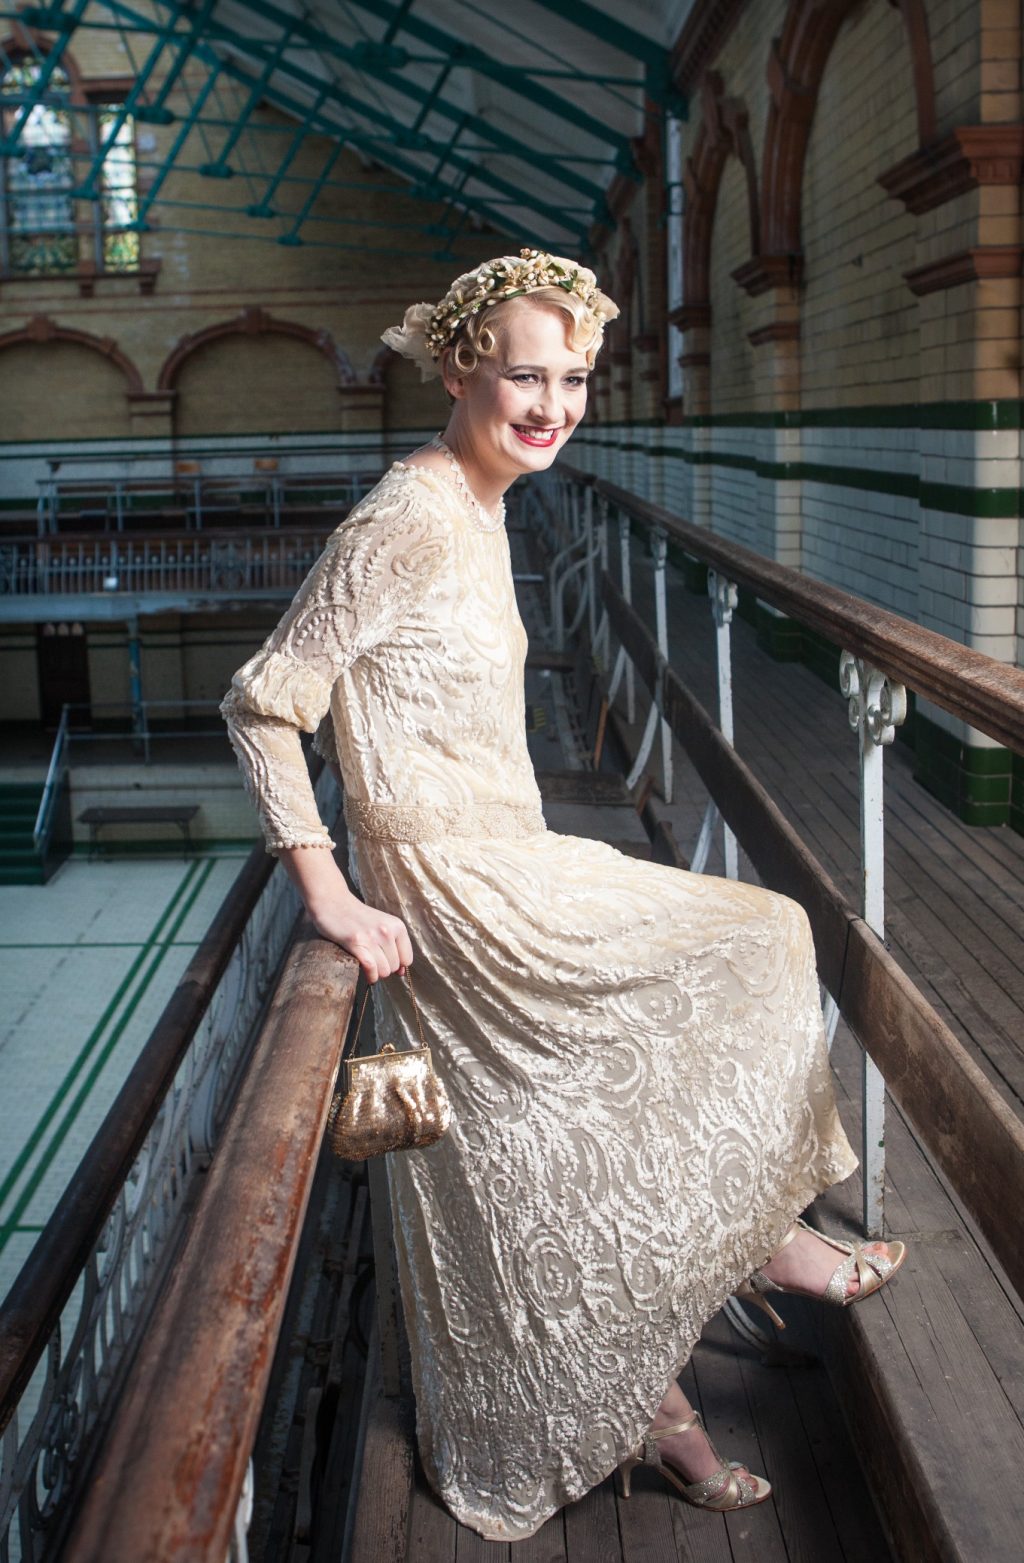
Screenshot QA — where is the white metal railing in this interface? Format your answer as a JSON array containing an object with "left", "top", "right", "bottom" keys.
[
  {"left": 545, "top": 466, "right": 945, "bottom": 1239},
  {"left": 0, "top": 533, "right": 332, "bottom": 599},
  {"left": 0, "top": 766, "right": 338, "bottom": 1563}
]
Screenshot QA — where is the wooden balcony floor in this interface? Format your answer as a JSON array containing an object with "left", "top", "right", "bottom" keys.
[{"left": 404, "top": 1297, "right": 893, "bottom": 1562}]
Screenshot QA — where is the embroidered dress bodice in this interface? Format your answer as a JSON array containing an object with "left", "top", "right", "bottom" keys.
[{"left": 221, "top": 460, "right": 857, "bottom": 1542}]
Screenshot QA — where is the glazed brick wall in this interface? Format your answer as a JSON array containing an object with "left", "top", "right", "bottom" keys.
[{"left": 800, "top": 6, "right": 919, "bottom": 407}]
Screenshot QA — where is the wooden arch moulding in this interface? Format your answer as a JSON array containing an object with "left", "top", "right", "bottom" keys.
[
  {"left": 677, "top": 70, "right": 761, "bottom": 325},
  {"left": 0, "top": 315, "right": 144, "bottom": 393},
  {"left": 745, "top": 0, "right": 937, "bottom": 295},
  {"left": 157, "top": 308, "right": 357, "bottom": 392}
]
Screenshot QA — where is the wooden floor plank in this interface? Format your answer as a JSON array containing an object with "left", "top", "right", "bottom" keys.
[
  {"left": 563, "top": 1478, "right": 623, "bottom": 1563},
  {"left": 407, "top": 1469, "right": 458, "bottom": 1562}
]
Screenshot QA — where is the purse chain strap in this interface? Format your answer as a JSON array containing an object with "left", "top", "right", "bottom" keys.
[{"left": 341, "top": 966, "right": 427, "bottom": 1064}]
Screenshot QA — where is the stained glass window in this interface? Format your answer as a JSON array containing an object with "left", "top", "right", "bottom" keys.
[
  {"left": 1, "top": 59, "right": 140, "bottom": 276},
  {"left": 97, "top": 108, "right": 140, "bottom": 272},
  {"left": 0, "top": 62, "right": 76, "bottom": 275}
]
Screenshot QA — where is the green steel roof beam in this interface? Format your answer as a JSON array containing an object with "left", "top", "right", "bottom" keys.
[
  {"left": 74, "top": 12, "right": 191, "bottom": 197},
  {"left": 278, "top": 135, "right": 342, "bottom": 242},
  {"left": 135, "top": 57, "right": 224, "bottom": 224},
  {"left": 247, "top": 84, "right": 328, "bottom": 215},
  {"left": 92, "top": 0, "right": 589, "bottom": 246},
  {"left": 336, "top": 0, "right": 637, "bottom": 164},
  {"left": 522, "top": 0, "right": 686, "bottom": 113},
  {"left": 0, "top": 0, "right": 87, "bottom": 155},
  {"left": 199, "top": 16, "right": 297, "bottom": 176},
  {"left": 521, "top": 0, "right": 664, "bottom": 68},
  {"left": 144, "top": 0, "right": 220, "bottom": 123},
  {"left": 121, "top": 0, "right": 596, "bottom": 220},
  {"left": 197, "top": 42, "right": 589, "bottom": 248},
  {"left": 129, "top": 6, "right": 596, "bottom": 242},
  {"left": 189, "top": 0, "right": 611, "bottom": 205}
]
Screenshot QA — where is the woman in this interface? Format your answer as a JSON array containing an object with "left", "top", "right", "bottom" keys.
[{"left": 221, "top": 249, "right": 904, "bottom": 1542}]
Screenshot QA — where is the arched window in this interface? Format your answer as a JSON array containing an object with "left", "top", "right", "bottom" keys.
[{"left": 0, "top": 55, "right": 139, "bottom": 277}]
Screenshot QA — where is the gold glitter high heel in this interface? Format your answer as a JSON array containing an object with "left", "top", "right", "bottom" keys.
[
  {"left": 736, "top": 1216, "right": 906, "bottom": 1329},
  {"left": 617, "top": 1411, "right": 771, "bottom": 1510}
]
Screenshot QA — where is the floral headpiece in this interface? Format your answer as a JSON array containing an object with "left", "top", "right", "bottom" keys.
[{"left": 381, "top": 247, "right": 619, "bottom": 381}]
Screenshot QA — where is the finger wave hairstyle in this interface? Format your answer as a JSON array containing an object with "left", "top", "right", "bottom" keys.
[{"left": 446, "top": 286, "right": 606, "bottom": 378}]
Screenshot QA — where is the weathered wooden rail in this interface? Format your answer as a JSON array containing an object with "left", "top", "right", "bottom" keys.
[{"left": 62, "top": 922, "right": 358, "bottom": 1563}]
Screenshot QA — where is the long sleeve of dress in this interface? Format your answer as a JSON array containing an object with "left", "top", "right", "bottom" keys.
[{"left": 220, "top": 483, "right": 450, "bottom": 855}]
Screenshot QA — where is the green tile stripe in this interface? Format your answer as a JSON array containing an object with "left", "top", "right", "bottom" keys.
[
  {"left": 0, "top": 858, "right": 214, "bottom": 1250},
  {"left": 574, "top": 401, "right": 1023, "bottom": 430},
  {"left": 572, "top": 435, "right": 1021, "bottom": 519}
]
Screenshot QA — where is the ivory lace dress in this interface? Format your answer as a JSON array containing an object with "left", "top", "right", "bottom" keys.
[{"left": 221, "top": 460, "right": 858, "bottom": 1542}]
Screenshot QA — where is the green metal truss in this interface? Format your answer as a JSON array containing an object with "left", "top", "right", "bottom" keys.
[{"left": 1, "top": 0, "right": 682, "bottom": 255}]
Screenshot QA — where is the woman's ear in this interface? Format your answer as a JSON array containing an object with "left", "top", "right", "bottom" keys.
[{"left": 441, "top": 348, "right": 467, "bottom": 401}]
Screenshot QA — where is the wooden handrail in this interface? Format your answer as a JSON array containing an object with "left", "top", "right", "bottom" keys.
[
  {"left": 560, "top": 464, "right": 1024, "bottom": 756},
  {"left": 604, "top": 573, "right": 1024, "bottom": 1302},
  {"left": 62, "top": 924, "right": 358, "bottom": 1563}
]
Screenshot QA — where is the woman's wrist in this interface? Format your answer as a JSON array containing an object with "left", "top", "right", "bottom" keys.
[{"left": 278, "top": 842, "right": 358, "bottom": 915}]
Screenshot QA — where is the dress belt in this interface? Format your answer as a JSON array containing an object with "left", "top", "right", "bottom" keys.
[{"left": 344, "top": 796, "right": 547, "bottom": 844}]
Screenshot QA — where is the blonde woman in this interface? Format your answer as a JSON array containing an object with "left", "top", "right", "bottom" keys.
[{"left": 221, "top": 250, "right": 904, "bottom": 1542}]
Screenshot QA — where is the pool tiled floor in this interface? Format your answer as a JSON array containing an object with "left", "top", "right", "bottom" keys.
[{"left": 0, "top": 848, "right": 251, "bottom": 1304}]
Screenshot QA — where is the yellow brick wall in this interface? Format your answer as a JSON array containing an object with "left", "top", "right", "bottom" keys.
[
  {"left": 172, "top": 335, "right": 345, "bottom": 437},
  {"left": 0, "top": 341, "right": 134, "bottom": 439},
  {"left": 801, "top": 2, "right": 919, "bottom": 406},
  {"left": 708, "top": 157, "right": 758, "bottom": 414}
]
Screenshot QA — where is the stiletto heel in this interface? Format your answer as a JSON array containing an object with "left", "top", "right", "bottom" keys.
[
  {"left": 618, "top": 1456, "right": 639, "bottom": 1498},
  {"left": 734, "top": 1278, "right": 787, "bottom": 1331},
  {"left": 745, "top": 1216, "right": 906, "bottom": 1322},
  {"left": 617, "top": 1411, "right": 771, "bottom": 1511}
]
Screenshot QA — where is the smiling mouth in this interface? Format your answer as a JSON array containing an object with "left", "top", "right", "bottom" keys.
[{"left": 512, "top": 425, "right": 561, "bottom": 447}]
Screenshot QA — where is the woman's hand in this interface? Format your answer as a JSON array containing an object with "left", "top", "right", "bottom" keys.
[
  {"left": 309, "top": 893, "right": 414, "bottom": 984},
  {"left": 277, "top": 844, "right": 413, "bottom": 982}
]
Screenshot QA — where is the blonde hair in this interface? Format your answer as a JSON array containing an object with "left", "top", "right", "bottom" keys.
[{"left": 447, "top": 287, "right": 605, "bottom": 377}]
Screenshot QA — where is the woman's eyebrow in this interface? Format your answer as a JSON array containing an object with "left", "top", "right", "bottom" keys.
[{"left": 505, "top": 362, "right": 590, "bottom": 374}]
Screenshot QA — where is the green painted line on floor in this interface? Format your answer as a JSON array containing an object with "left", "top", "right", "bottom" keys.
[
  {"left": 0, "top": 858, "right": 216, "bottom": 1252},
  {"left": 0, "top": 860, "right": 207, "bottom": 1227},
  {"left": 0, "top": 942, "right": 152, "bottom": 950}
]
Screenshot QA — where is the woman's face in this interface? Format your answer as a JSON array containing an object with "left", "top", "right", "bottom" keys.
[{"left": 444, "top": 302, "right": 591, "bottom": 481}]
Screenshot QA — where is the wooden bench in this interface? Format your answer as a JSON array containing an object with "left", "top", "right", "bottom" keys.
[{"left": 78, "top": 804, "right": 200, "bottom": 858}]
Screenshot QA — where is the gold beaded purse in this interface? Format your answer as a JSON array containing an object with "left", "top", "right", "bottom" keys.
[{"left": 326, "top": 969, "right": 451, "bottom": 1159}]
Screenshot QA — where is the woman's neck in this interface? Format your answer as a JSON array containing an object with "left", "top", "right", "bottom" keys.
[{"left": 440, "top": 424, "right": 513, "bottom": 511}]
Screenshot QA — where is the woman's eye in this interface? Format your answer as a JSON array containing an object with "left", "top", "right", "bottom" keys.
[
  {"left": 513, "top": 373, "right": 538, "bottom": 385},
  {"left": 566, "top": 376, "right": 588, "bottom": 388}
]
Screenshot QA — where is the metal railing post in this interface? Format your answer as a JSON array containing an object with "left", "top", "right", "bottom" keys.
[
  {"left": 839, "top": 651, "right": 908, "bottom": 1237},
  {"left": 618, "top": 511, "right": 635, "bottom": 722},
  {"left": 651, "top": 529, "right": 674, "bottom": 804},
  {"left": 708, "top": 570, "right": 739, "bottom": 879},
  {"left": 584, "top": 483, "right": 597, "bottom": 647}
]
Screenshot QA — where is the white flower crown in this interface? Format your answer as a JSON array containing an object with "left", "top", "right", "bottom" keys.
[{"left": 381, "top": 247, "right": 620, "bottom": 382}]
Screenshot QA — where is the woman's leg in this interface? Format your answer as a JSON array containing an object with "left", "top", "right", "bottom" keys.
[{"left": 650, "top": 1378, "right": 757, "bottom": 1487}]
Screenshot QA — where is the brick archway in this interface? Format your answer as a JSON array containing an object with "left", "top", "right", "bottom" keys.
[
  {"left": 0, "top": 315, "right": 144, "bottom": 392},
  {"left": 678, "top": 70, "right": 761, "bottom": 325},
  {"left": 756, "top": 0, "right": 935, "bottom": 272},
  {"left": 157, "top": 307, "right": 356, "bottom": 392}
]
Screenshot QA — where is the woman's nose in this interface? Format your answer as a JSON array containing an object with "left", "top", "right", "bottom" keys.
[{"left": 532, "top": 387, "right": 563, "bottom": 424}]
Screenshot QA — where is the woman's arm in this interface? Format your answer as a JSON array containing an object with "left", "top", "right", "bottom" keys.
[
  {"left": 221, "top": 492, "right": 449, "bottom": 981},
  {"left": 277, "top": 841, "right": 413, "bottom": 982}
]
